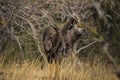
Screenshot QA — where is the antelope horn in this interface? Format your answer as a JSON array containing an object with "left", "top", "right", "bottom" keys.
[
  {"left": 67, "top": 5, "right": 73, "bottom": 15},
  {"left": 64, "top": 6, "right": 70, "bottom": 17}
]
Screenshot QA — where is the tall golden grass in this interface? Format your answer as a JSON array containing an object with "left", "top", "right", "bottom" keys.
[{"left": 0, "top": 54, "right": 118, "bottom": 80}]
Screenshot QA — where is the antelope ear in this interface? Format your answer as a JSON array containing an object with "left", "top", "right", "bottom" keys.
[{"left": 69, "top": 18, "right": 77, "bottom": 24}]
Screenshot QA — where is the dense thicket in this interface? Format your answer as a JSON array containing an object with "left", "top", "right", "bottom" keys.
[{"left": 0, "top": 0, "right": 120, "bottom": 63}]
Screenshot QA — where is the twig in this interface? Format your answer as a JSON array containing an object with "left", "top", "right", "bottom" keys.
[
  {"left": 3, "top": 6, "right": 17, "bottom": 26},
  {"left": 6, "top": 28, "right": 22, "bottom": 50}
]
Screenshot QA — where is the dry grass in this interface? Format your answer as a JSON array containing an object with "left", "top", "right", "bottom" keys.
[{"left": 0, "top": 55, "right": 118, "bottom": 80}]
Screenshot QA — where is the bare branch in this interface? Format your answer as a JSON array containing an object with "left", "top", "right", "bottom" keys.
[
  {"left": 91, "top": 0, "right": 111, "bottom": 40},
  {"left": 103, "top": 43, "right": 120, "bottom": 78},
  {"left": 3, "top": 6, "right": 17, "bottom": 26},
  {"left": 75, "top": 40, "right": 97, "bottom": 54},
  {"left": 14, "top": 14, "right": 47, "bottom": 63},
  {"left": 6, "top": 28, "right": 22, "bottom": 50},
  {"left": 41, "top": 11, "right": 58, "bottom": 28}
]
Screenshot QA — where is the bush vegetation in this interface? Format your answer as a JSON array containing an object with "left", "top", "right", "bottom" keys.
[{"left": 0, "top": 0, "right": 120, "bottom": 80}]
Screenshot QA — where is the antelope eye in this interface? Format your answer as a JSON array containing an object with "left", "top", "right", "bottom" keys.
[{"left": 68, "top": 25, "right": 73, "bottom": 29}]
